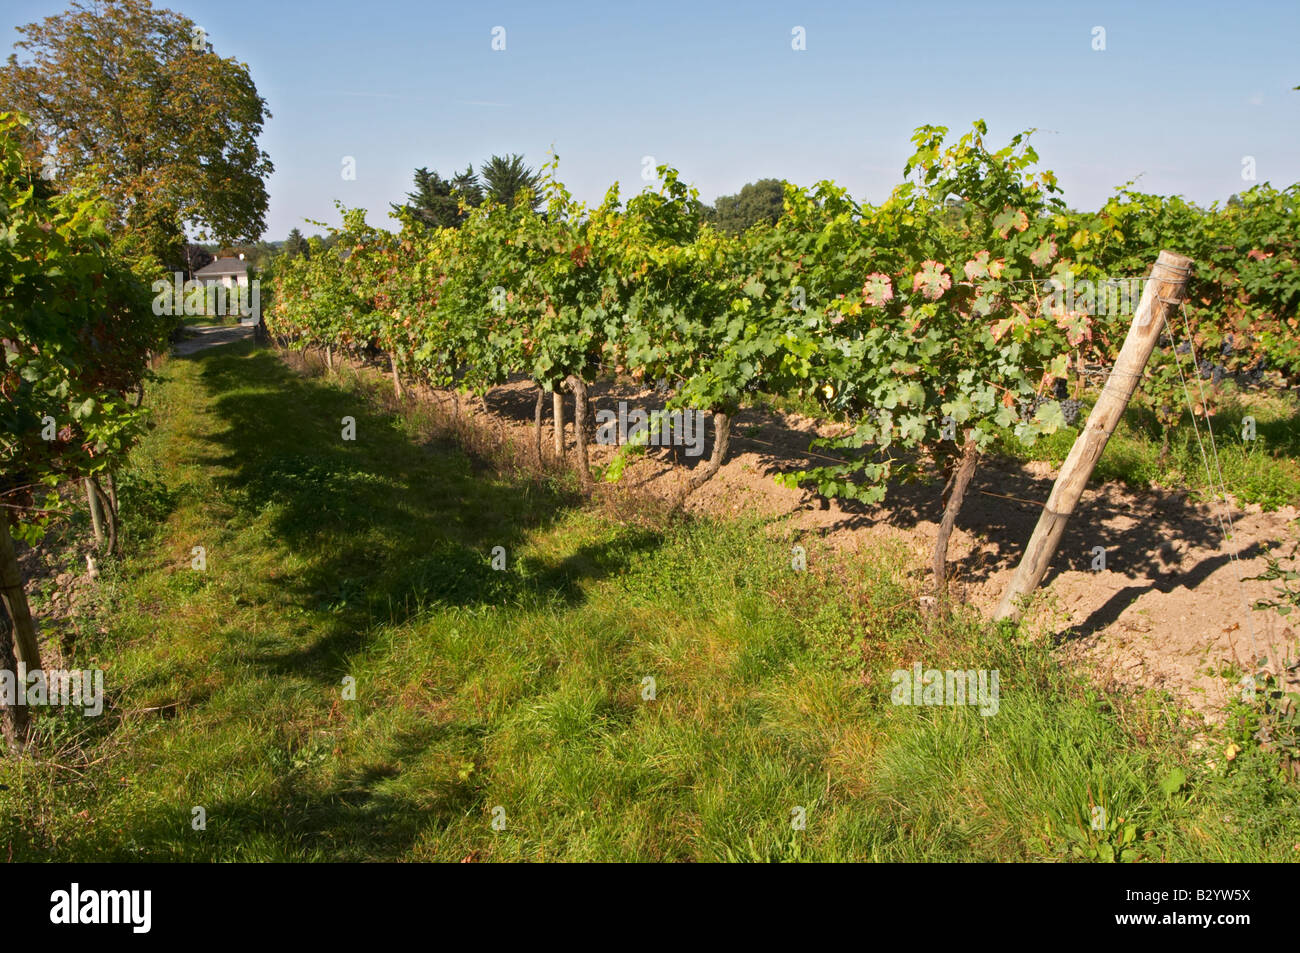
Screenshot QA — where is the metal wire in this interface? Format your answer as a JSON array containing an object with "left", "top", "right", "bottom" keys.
[{"left": 1163, "top": 302, "right": 1262, "bottom": 670}]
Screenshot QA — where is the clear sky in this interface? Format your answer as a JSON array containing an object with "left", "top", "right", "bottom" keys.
[{"left": 6, "top": 0, "right": 1299, "bottom": 240}]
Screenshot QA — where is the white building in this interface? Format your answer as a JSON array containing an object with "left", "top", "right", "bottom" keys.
[
  {"left": 191, "top": 255, "right": 259, "bottom": 324},
  {"left": 194, "top": 255, "right": 250, "bottom": 289}
]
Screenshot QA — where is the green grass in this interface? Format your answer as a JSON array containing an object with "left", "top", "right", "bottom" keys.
[
  {"left": 993, "top": 388, "right": 1300, "bottom": 510},
  {"left": 3, "top": 342, "right": 1297, "bottom": 861}
]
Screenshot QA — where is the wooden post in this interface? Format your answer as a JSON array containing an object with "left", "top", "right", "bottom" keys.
[
  {"left": 0, "top": 516, "right": 42, "bottom": 670},
  {"left": 994, "top": 250, "right": 1193, "bottom": 623},
  {"left": 85, "top": 477, "right": 105, "bottom": 547},
  {"left": 552, "top": 390, "right": 565, "bottom": 459},
  {"left": 389, "top": 352, "right": 403, "bottom": 398},
  {"left": 533, "top": 385, "right": 545, "bottom": 465}
]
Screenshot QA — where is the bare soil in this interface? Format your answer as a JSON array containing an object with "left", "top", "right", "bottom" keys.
[{"left": 173, "top": 323, "right": 253, "bottom": 356}]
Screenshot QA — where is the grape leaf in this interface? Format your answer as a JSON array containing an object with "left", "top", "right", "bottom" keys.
[
  {"left": 993, "top": 207, "right": 1029, "bottom": 238},
  {"left": 912, "top": 260, "right": 951, "bottom": 301}
]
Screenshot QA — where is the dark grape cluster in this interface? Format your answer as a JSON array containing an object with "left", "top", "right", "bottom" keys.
[
  {"left": 1182, "top": 337, "right": 1274, "bottom": 388},
  {"left": 1241, "top": 356, "right": 1270, "bottom": 387},
  {"left": 1060, "top": 398, "right": 1082, "bottom": 427},
  {"left": 1018, "top": 392, "right": 1082, "bottom": 427},
  {"left": 1172, "top": 334, "right": 1277, "bottom": 388},
  {"left": 1051, "top": 377, "right": 1069, "bottom": 400},
  {"left": 1018, "top": 396, "right": 1041, "bottom": 421},
  {"left": 1194, "top": 358, "right": 1234, "bottom": 384}
]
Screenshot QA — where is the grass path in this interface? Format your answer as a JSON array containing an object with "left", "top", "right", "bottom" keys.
[{"left": 2, "top": 342, "right": 1298, "bottom": 861}]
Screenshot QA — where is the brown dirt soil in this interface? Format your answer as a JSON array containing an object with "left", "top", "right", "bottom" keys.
[
  {"left": 13, "top": 484, "right": 107, "bottom": 671},
  {"left": 312, "top": 349, "right": 1300, "bottom": 723}
]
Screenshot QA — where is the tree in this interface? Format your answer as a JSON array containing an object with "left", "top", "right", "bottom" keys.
[
  {"left": 0, "top": 0, "right": 274, "bottom": 269},
  {"left": 705, "top": 178, "right": 786, "bottom": 234},
  {"left": 284, "top": 228, "right": 309, "bottom": 260},
  {"left": 392, "top": 165, "right": 480, "bottom": 228},
  {"left": 480, "top": 154, "right": 541, "bottom": 210},
  {"left": 451, "top": 165, "right": 483, "bottom": 209},
  {"left": 183, "top": 243, "right": 214, "bottom": 277}
]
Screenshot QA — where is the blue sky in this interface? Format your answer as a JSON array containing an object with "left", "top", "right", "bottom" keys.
[{"left": 6, "top": 0, "right": 1299, "bottom": 240}]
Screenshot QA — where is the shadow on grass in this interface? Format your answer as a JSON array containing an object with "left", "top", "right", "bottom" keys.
[
  {"left": 40, "top": 343, "right": 672, "bottom": 860},
  {"left": 179, "top": 342, "right": 666, "bottom": 680},
  {"left": 61, "top": 343, "right": 1285, "bottom": 861},
  {"left": 90, "top": 718, "right": 489, "bottom": 861},
  {"left": 7, "top": 345, "right": 691, "bottom": 858}
]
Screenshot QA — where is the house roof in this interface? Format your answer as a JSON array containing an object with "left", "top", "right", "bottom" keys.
[{"left": 195, "top": 257, "right": 249, "bottom": 277}]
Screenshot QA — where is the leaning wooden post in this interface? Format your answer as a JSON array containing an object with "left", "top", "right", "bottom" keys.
[
  {"left": 389, "top": 352, "right": 404, "bottom": 398},
  {"left": 994, "top": 250, "right": 1193, "bottom": 623}
]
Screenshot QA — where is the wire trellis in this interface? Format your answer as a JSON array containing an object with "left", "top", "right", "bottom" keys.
[{"left": 1162, "top": 301, "right": 1264, "bottom": 671}]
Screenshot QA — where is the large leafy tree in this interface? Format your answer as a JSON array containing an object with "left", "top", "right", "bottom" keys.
[
  {"left": 0, "top": 0, "right": 273, "bottom": 269},
  {"left": 705, "top": 178, "right": 786, "bottom": 234},
  {"left": 480, "top": 154, "right": 541, "bottom": 210}
]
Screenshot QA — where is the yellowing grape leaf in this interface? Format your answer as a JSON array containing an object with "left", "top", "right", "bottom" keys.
[
  {"left": 993, "top": 207, "right": 1029, "bottom": 238},
  {"left": 1029, "top": 238, "right": 1058, "bottom": 268}
]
